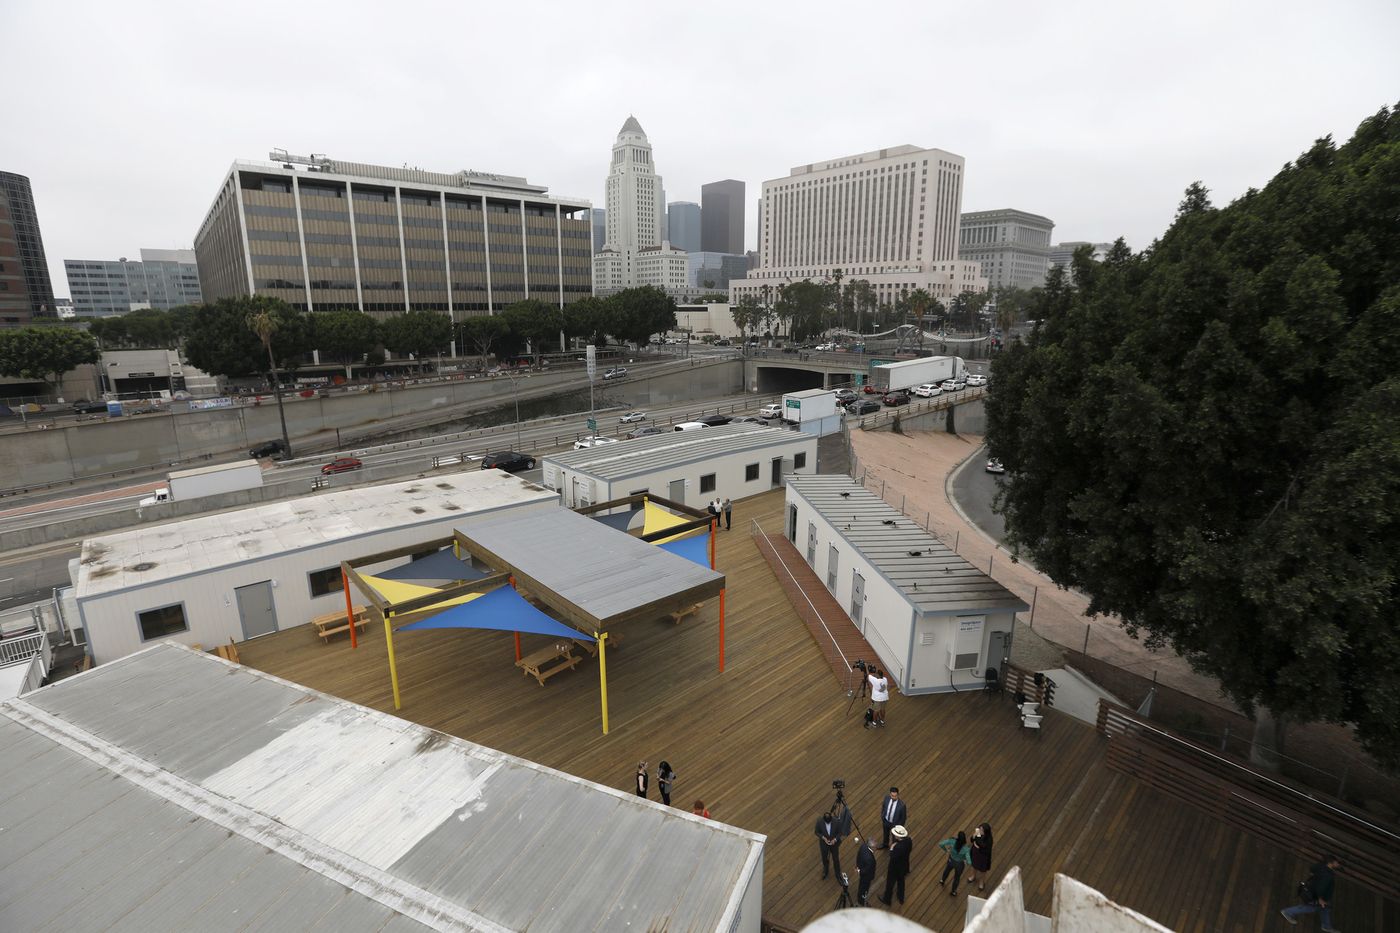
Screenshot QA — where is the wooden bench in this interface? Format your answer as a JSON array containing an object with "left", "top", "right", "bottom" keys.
[
  {"left": 573, "top": 631, "right": 623, "bottom": 657},
  {"left": 312, "top": 606, "right": 370, "bottom": 643},
  {"left": 516, "top": 641, "right": 581, "bottom": 686},
  {"left": 670, "top": 603, "right": 703, "bottom": 624},
  {"left": 215, "top": 639, "right": 241, "bottom": 664}
]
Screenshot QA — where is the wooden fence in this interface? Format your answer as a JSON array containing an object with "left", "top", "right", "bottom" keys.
[
  {"left": 1002, "top": 663, "right": 1056, "bottom": 707},
  {"left": 1095, "top": 700, "right": 1400, "bottom": 901}
]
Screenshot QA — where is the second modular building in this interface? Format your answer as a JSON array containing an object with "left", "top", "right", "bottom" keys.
[
  {"left": 542, "top": 423, "right": 818, "bottom": 509},
  {"left": 785, "top": 474, "right": 1028, "bottom": 694}
]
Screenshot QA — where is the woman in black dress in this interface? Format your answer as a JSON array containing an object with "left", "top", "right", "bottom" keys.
[
  {"left": 657, "top": 761, "right": 675, "bottom": 806},
  {"left": 968, "top": 822, "right": 994, "bottom": 891}
]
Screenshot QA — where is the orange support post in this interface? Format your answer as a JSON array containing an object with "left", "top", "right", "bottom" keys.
[
  {"left": 718, "top": 587, "right": 726, "bottom": 672},
  {"left": 341, "top": 568, "right": 358, "bottom": 649},
  {"left": 709, "top": 519, "right": 717, "bottom": 569}
]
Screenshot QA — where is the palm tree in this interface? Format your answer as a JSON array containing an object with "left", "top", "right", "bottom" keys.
[{"left": 248, "top": 309, "right": 293, "bottom": 458}]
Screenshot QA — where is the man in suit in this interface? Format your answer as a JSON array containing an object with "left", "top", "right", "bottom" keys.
[
  {"left": 880, "top": 825, "right": 912, "bottom": 906},
  {"left": 855, "top": 835, "right": 878, "bottom": 906},
  {"left": 880, "top": 787, "right": 907, "bottom": 849},
  {"left": 815, "top": 810, "right": 842, "bottom": 880}
]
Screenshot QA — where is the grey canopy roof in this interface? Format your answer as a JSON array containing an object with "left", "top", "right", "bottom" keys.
[{"left": 0, "top": 644, "right": 763, "bottom": 932}]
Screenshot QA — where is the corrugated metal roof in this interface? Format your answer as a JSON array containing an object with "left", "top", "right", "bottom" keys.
[
  {"left": 787, "top": 474, "right": 1028, "bottom": 615},
  {"left": 77, "top": 471, "right": 556, "bottom": 600},
  {"left": 782, "top": 389, "right": 833, "bottom": 399},
  {"left": 456, "top": 507, "right": 725, "bottom": 625},
  {"left": 544, "top": 423, "right": 814, "bottom": 482},
  {"left": 0, "top": 644, "right": 762, "bottom": 932}
]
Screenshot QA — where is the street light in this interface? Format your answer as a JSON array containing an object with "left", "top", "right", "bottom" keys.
[{"left": 505, "top": 370, "right": 523, "bottom": 450}]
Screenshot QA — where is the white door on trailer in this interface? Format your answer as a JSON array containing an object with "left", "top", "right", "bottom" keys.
[{"left": 234, "top": 581, "right": 279, "bottom": 639}]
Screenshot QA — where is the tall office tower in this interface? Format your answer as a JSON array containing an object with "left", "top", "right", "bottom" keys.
[
  {"left": 65, "top": 248, "right": 204, "bottom": 317},
  {"left": 959, "top": 210, "right": 1055, "bottom": 289},
  {"left": 0, "top": 171, "right": 56, "bottom": 327},
  {"left": 731, "top": 145, "right": 986, "bottom": 309},
  {"left": 700, "top": 179, "right": 744, "bottom": 254},
  {"left": 594, "top": 116, "right": 667, "bottom": 292},
  {"left": 1049, "top": 241, "right": 1116, "bottom": 282},
  {"left": 584, "top": 208, "right": 607, "bottom": 253},
  {"left": 193, "top": 151, "right": 591, "bottom": 317},
  {"left": 667, "top": 201, "right": 701, "bottom": 253}
]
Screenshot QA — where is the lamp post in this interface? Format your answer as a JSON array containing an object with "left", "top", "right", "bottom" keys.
[{"left": 505, "top": 370, "right": 523, "bottom": 450}]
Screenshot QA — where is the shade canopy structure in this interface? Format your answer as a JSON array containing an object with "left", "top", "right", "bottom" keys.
[
  {"left": 376, "top": 548, "right": 487, "bottom": 586},
  {"left": 359, "top": 574, "right": 483, "bottom": 612},
  {"left": 454, "top": 507, "right": 725, "bottom": 632},
  {"left": 399, "top": 585, "right": 594, "bottom": 642},
  {"left": 658, "top": 532, "right": 712, "bottom": 568},
  {"left": 590, "top": 509, "right": 642, "bottom": 533}
]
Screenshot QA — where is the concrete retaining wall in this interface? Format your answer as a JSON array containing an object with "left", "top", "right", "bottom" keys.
[{"left": 865, "top": 397, "right": 987, "bottom": 435}]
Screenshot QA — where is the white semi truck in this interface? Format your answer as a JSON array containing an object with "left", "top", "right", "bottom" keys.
[
  {"left": 139, "top": 459, "right": 264, "bottom": 507},
  {"left": 869, "top": 356, "right": 965, "bottom": 392}
]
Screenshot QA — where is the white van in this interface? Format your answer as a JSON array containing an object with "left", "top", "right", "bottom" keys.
[{"left": 674, "top": 422, "right": 708, "bottom": 431}]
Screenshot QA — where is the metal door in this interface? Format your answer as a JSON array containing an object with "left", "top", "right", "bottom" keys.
[
  {"left": 234, "top": 581, "right": 278, "bottom": 640},
  {"left": 771, "top": 457, "right": 783, "bottom": 487},
  {"left": 827, "top": 545, "right": 839, "bottom": 588},
  {"left": 787, "top": 504, "right": 798, "bottom": 543},
  {"left": 806, "top": 522, "right": 817, "bottom": 565},
  {"left": 851, "top": 571, "right": 865, "bottom": 628},
  {"left": 669, "top": 478, "right": 686, "bottom": 504},
  {"left": 988, "top": 629, "right": 1008, "bottom": 674}
]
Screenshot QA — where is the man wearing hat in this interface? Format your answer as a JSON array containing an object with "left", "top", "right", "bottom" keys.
[
  {"left": 1280, "top": 854, "right": 1342, "bottom": 931},
  {"left": 879, "top": 825, "right": 912, "bottom": 907}
]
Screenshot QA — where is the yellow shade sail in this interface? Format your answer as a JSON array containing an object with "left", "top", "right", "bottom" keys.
[
  {"left": 359, "top": 574, "right": 483, "bottom": 613},
  {"left": 643, "top": 501, "right": 707, "bottom": 544}
]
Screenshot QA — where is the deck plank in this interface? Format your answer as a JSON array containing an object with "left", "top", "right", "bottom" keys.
[{"left": 236, "top": 488, "right": 1394, "bottom": 931}]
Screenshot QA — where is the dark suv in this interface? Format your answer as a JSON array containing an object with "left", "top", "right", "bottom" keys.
[
  {"left": 72, "top": 399, "right": 108, "bottom": 414},
  {"left": 882, "top": 390, "right": 911, "bottom": 407},
  {"left": 847, "top": 399, "right": 881, "bottom": 416},
  {"left": 249, "top": 439, "right": 288, "bottom": 459},
  {"left": 480, "top": 451, "right": 535, "bottom": 473}
]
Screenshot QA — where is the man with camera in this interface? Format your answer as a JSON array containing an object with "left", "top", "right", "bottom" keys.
[{"left": 1280, "top": 854, "right": 1342, "bottom": 931}]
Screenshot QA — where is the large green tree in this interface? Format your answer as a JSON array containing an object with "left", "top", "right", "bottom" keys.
[
  {"left": 499, "top": 300, "right": 564, "bottom": 364},
  {"left": 986, "top": 104, "right": 1400, "bottom": 768},
  {"left": 184, "top": 296, "right": 312, "bottom": 377},
  {"left": 380, "top": 309, "right": 451, "bottom": 364},
  {"left": 0, "top": 325, "right": 100, "bottom": 385},
  {"left": 777, "top": 280, "right": 829, "bottom": 342},
  {"left": 457, "top": 315, "right": 511, "bottom": 369},
  {"left": 312, "top": 309, "right": 380, "bottom": 374},
  {"left": 607, "top": 286, "right": 677, "bottom": 346}
]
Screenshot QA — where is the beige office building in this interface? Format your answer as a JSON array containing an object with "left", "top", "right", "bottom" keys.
[
  {"left": 730, "top": 145, "right": 986, "bottom": 309},
  {"left": 959, "top": 209, "right": 1054, "bottom": 289},
  {"left": 194, "top": 151, "right": 592, "bottom": 318}
]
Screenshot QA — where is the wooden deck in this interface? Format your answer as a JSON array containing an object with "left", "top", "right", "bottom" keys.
[{"left": 237, "top": 488, "right": 1394, "bottom": 932}]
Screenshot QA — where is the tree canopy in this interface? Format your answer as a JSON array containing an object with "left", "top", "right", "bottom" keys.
[
  {"left": 985, "top": 104, "right": 1400, "bottom": 768},
  {"left": 380, "top": 309, "right": 452, "bottom": 361},
  {"left": 608, "top": 286, "right": 678, "bottom": 345},
  {"left": 0, "top": 325, "right": 99, "bottom": 384},
  {"left": 312, "top": 308, "right": 380, "bottom": 367},
  {"left": 183, "top": 296, "right": 312, "bottom": 377}
]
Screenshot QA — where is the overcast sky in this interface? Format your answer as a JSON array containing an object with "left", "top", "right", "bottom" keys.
[{"left": 4, "top": 0, "right": 1397, "bottom": 298}]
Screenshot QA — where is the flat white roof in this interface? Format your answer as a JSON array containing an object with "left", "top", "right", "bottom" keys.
[
  {"left": 76, "top": 470, "right": 556, "bottom": 600},
  {"left": 783, "top": 389, "right": 834, "bottom": 399},
  {"left": 543, "top": 423, "right": 815, "bottom": 482}
]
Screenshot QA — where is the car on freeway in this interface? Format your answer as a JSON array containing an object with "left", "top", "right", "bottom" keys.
[
  {"left": 603, "top": 367, "right": 628, "bottom": 380},
  {"left": 846, "top": 399, "right": 881, "bottom": 416},
  {"left": 480, "top": 451, "right": 535, "bottom": 472},
  {"left": 758, "top": 403, "right": 783, "bottom": 419},
  {"left": 618, "top": 411, "right": 647, "bottom": 423},
  {"left": 573, "top": 435, "right": 620, "bottom": 450},
  {"left": 985, "top": 458, "right": 1005, "bottom": 474},
  {"left": 249, "top": 439, "right": 288, "bottom": 459},
  {"left": 321, "top": 456, "right": 363, "bottom": 475},
  {"left": 833, "top": 388, "right": 857, "bottom": 405},
  {"left": 731, "top": 416, "right": 764, "bottom": 424},
  {"left": 882, "top": 390, "right": 911, "bottom": 407},
  {"left": 673, "top": 422, "right": 708, "bottom": 431},
  {"left": 697, "top": 414, "right": 732, "bottom": 427},
  {"left": 71, "top": 399, "right": 109, "bottom": 414},
  {"left": 966, "top": 373, "right": 988, "bottom": 387},
  {"left": 863, "top": 383, "right": 883, "bottom": 394},
  {"left": 628, "top": 425, "right": 665, "bottom": 438},
  {"left": 940, "top": 378, "right": 966, "bottom": 392},
  {"left": 911, "top": 383, "right": 942, "bottom": 398}
]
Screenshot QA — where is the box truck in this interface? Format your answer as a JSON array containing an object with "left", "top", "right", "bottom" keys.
[
  {"left": 781, "top": 389, "right": 841, "bottom": 437},
  {"left": 870, "top": 356, "right": 965, "bottom": 392},
  {"left": 139, "top": 459, "right": 264, "bottom": 506}
]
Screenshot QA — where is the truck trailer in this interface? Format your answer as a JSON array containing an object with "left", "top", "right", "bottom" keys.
[
  {"left": 781, "top": 389, "right": 841, "bottom": 437},
  {"left": 140, "top": 459, "right": 264, "bottom": 506},
  {"left": 870, "top": 356, "right": 965, "bottom": 392}
]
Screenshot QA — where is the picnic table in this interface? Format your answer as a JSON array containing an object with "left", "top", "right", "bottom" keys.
[
  {"left": 312, "top": 606, "right": 369, "bottom": 643},
  {"left": 516, "top": 640, "right": 581, "bottom": 686},
  {"left": 572, "top": 631, "right": 622, "bottom": 658}
]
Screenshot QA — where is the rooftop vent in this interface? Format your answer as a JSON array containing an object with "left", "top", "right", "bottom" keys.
[
  {"left": 907, "top": 550, "right": 923, "bottom": 557},
  {"left": 882, "top": 519, "right": 896, "bottom": 526},
  {"left": 839, "top": 491, "right": 851, "bottom": 498}
]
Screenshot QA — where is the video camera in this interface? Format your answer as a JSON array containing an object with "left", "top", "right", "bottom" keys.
[
  {"left": 832, "top": 779, "right": 845, "bottom": 789},
  {"left": 851, "top": 659, "right": 868, "bottom": 673}
]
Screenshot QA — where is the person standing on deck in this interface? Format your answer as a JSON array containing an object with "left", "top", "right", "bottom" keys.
[
  {"left": 723, "top": 497, "right": 733, "bottom": 530},
  {"left": 879, "top": 825, "right": 912, "bottom": 906},
  {"left": 634, "top": 761, "right": 648, "bottom": 798},
  {"left": 657, "top": 761, "right": 675, "bottom": 806},
  {"left": 879, "top": 787, "right": 907, "bottom": 849},
  {"left": 815, "top": 810, "right": 842, "bottom": 880},
  {"left": 1280, "top": 854, "right": 1342, "bottom": 932}
]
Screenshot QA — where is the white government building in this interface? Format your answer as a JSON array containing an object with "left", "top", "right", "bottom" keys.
[
  {"left": 731, "top": 145, "right": 988, "bottom": 309},
  {"left": 592, "top": 116, "right": 689, "bottom": 296},
  {"left": 959, "top": 208, "right": 1056, "bottom": 290}
]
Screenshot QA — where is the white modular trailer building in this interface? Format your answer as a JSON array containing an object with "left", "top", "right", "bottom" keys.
[
  {"left": 1, "top": 644, "right": 766, "bottom": 932},
  {"left": 780, "top": 388, "right": 841, "bottom": 437},
  {"left": 73, "top": 470, "right": 558, "bottom": 665},
  {"left": 542, "top": 423, "right": 818, "bottom": 510},
  {"left": 784, "top": 475, "right": 1028, "bottom": 694}
]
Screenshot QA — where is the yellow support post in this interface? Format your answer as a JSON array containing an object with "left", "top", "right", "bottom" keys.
[
  {"left": 597, "top": 631, "right": 609, "bottom": 735},
  {"left": 384, "top": 612, "right": 402, "bottom": 710}
]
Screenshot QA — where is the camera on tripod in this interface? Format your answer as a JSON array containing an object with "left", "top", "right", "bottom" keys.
[
  {"left": 851, "top": 659, "right": 868, "bottom": 673},
  {"left": 832, "top": 779, "right": 845, "bottom": 790}
]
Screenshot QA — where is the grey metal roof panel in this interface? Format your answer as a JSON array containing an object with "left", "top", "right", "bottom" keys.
[
  {"left": 456, "top": 507, "right": 725, "bottom": 624},
  {"left": 544, "top": 423, "right": 813, "bottom": 482},
  {"left": 0, "top": 645, "right": 762, "bottom": 932},
  {"left": 786, "top": 474, "right": 1029, "bottom": 614}
]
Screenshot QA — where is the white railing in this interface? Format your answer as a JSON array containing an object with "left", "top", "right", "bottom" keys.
[
  {"left": 0, "top": 629, "right": 50, "bottom": 671},
  {"left": 750, "top": 519, "right": 852, "bottom": 674}
]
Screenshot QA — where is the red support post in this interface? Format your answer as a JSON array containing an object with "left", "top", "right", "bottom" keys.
[
  {"left": 718, "top": 587, "right": 726, "bottom": 673},
  {"left": 341, "top": 568, "right": 358, "bottom": 649}
]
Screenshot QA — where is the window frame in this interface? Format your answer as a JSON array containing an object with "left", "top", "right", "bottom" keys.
[
  {"left": 700, "top": 473, "right": 717, "bottom": 493},
  {"left": 137, "top": 601, "right": 189, "bottom": 642},
  {"left": 308, "top": 566, "right": 343, "bottom": 599},
  {"left": 744, "top": 462, "right": 760, "bottom": 482},
  {"left": 794, "top": 452, "right": 807, "bottom": 469}
]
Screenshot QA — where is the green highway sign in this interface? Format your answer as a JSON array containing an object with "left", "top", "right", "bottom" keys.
[{"left": 587, "top": 418, "right": 597, "bottom": 431}]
